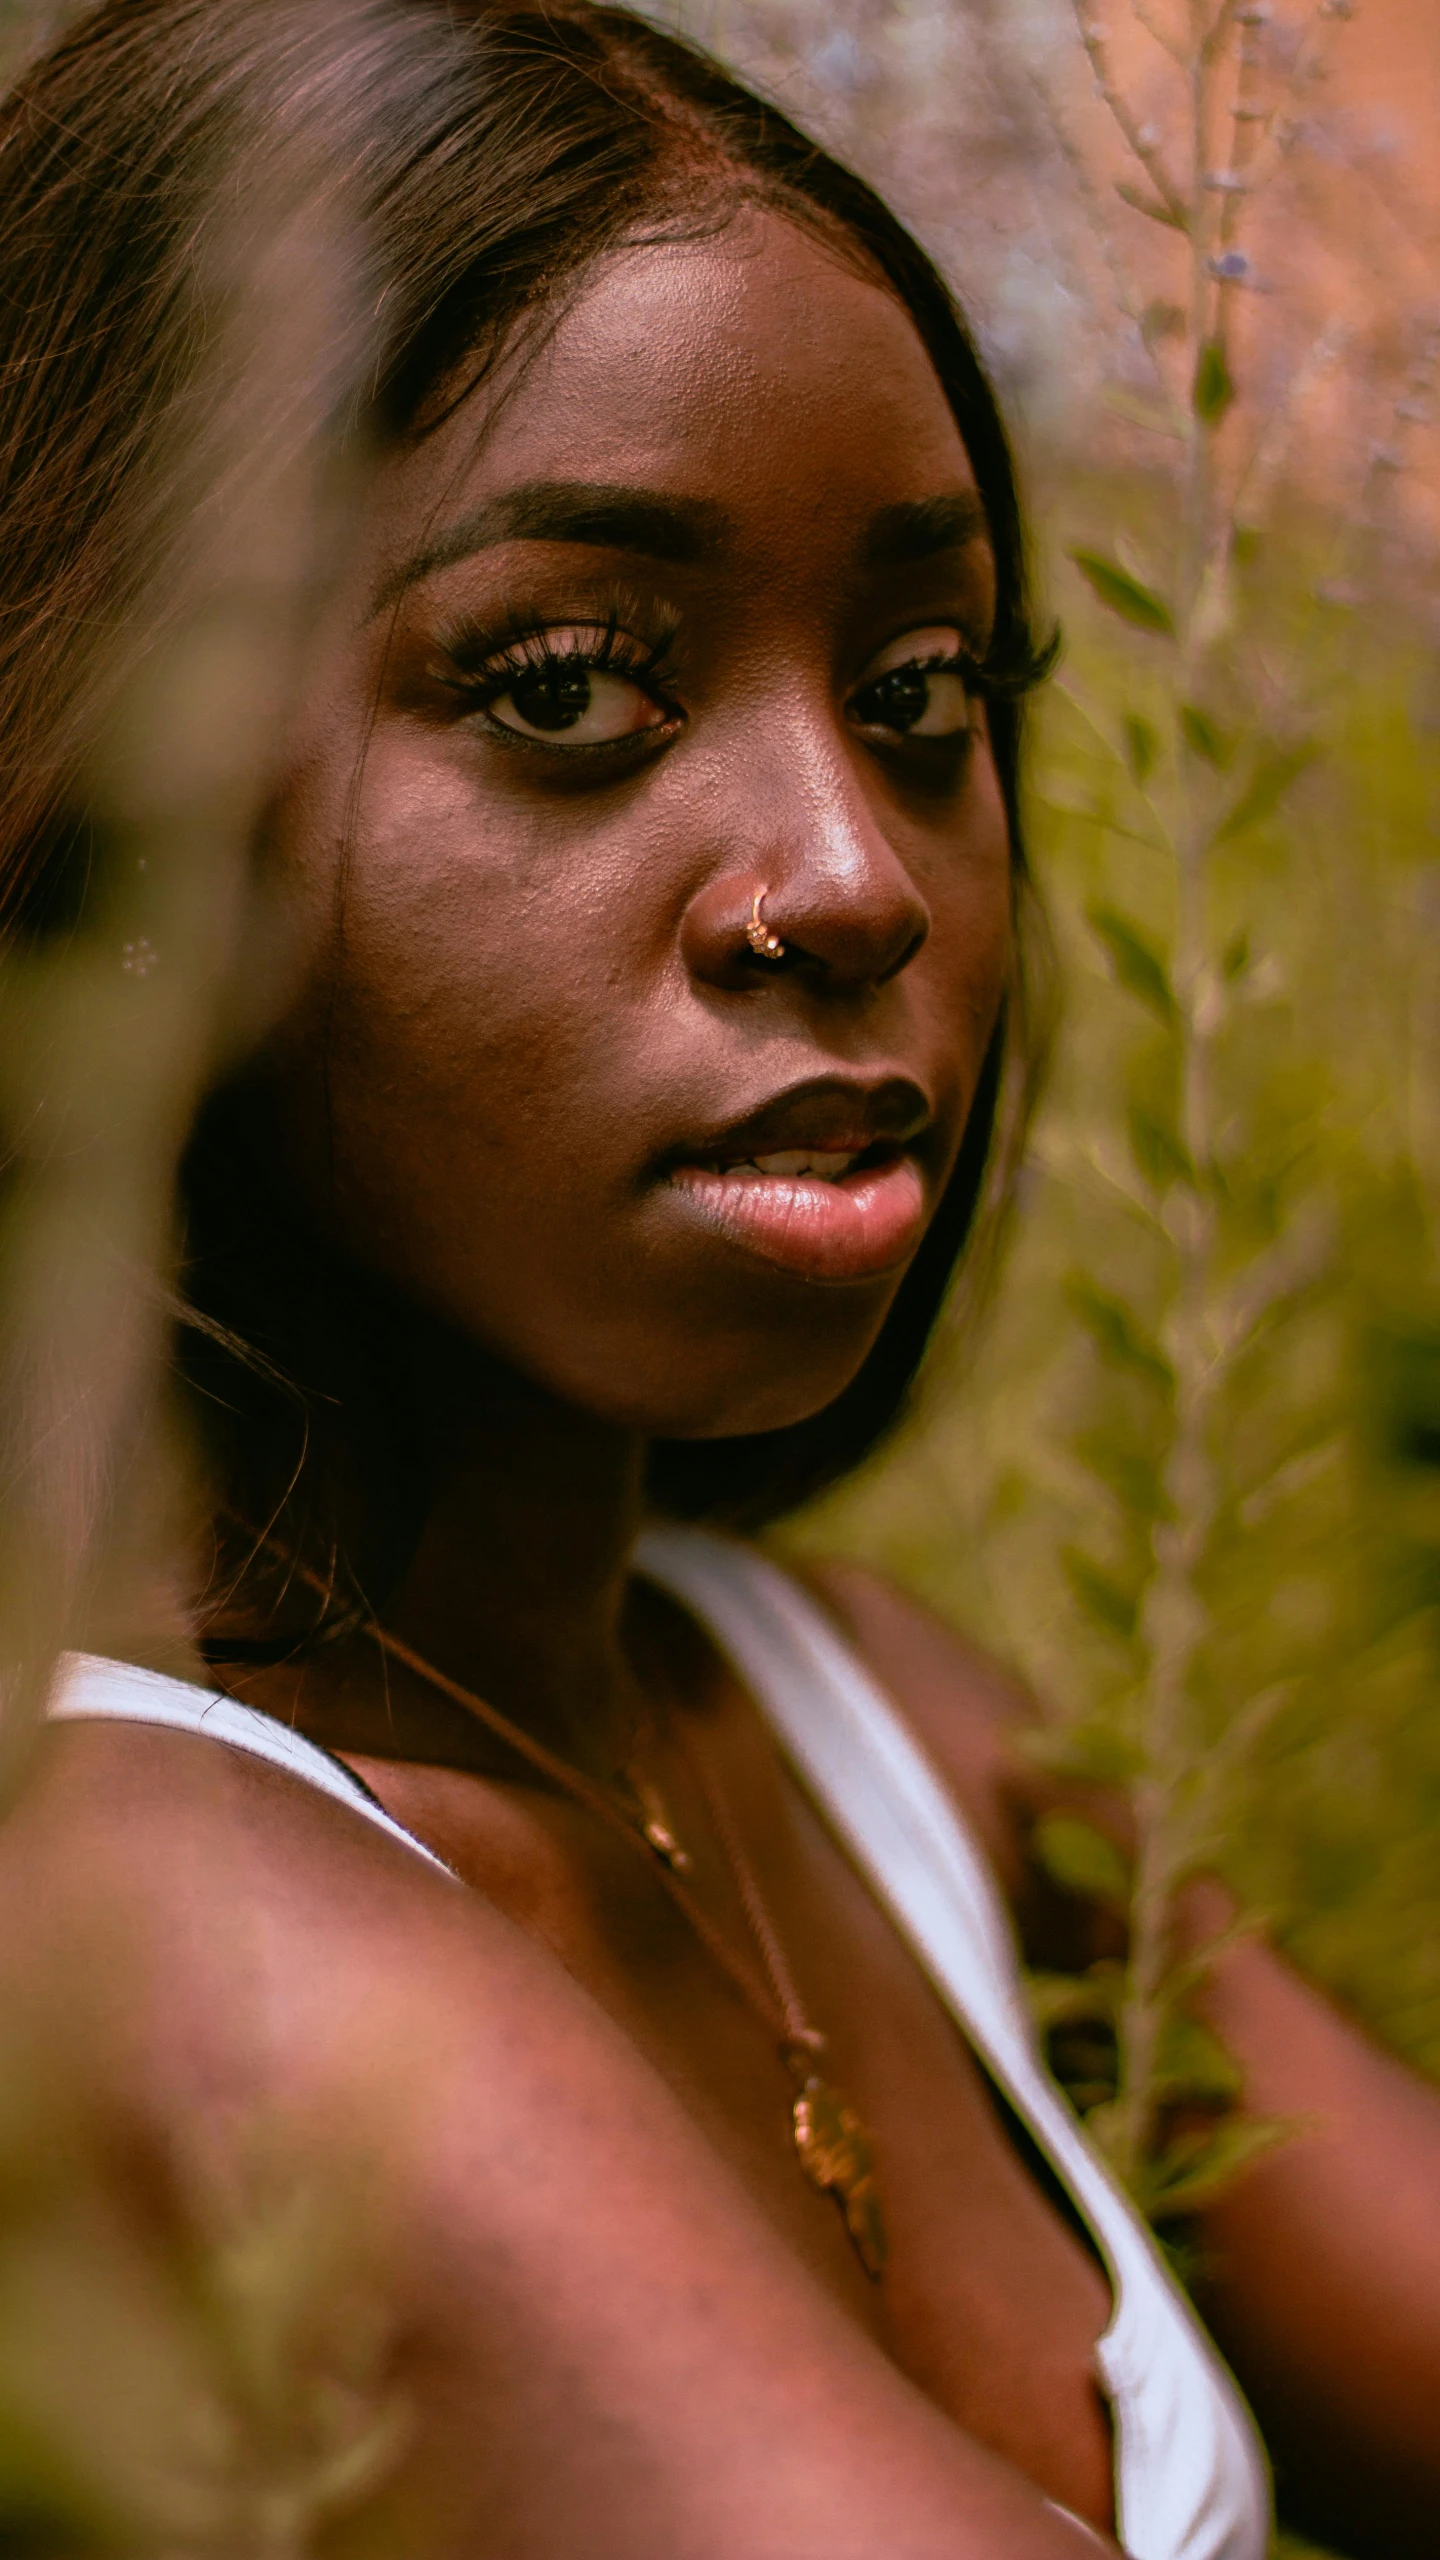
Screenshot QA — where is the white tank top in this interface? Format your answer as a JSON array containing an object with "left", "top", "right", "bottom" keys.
[{"left": 48, "top": 1523, "right": 1269, "bottom": 2560}]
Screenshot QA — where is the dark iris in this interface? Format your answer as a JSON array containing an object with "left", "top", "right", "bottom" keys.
[
  {"left": 511, "top": 668, "right": 593, "bottom": 731},
  {"left": 853, "top": 664, "right": 931, "bottom": 733}
]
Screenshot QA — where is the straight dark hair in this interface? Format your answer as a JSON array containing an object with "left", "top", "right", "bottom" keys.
[{"left": 0, "top": 0, "right": 1053, "bottom": 1642}]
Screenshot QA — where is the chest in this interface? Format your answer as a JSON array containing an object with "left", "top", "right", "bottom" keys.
[{"left": 343, "top": 1744, "right": 1118, "bottom": 2535}]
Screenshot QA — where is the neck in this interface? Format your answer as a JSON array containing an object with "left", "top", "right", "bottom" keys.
[{"left": 384, "top": 1337, "right": 652, "bottom": 1778}]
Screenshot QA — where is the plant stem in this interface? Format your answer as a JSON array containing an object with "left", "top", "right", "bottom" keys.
[
  {"left": 1109, "top": 0, "right": 1230, "bottom": 2192},
  {"left": 1071, "top": 0, "right": 1189, "bottom": 221}
]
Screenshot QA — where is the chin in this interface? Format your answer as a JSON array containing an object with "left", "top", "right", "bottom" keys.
[
  {"left": 598, "top": 1318, "right": 890, "bottom": 1445},
  {"left": 673, "top": 1377, "right": 859, "bottom": 1444}
]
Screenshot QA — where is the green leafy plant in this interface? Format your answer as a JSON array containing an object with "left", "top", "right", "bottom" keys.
[
  {"left": 788, "top": 0, "right": 1440, "bottom": 2248},
  {"left": 1008, "top": 0, "right": 1436, "bottom": 2215}
]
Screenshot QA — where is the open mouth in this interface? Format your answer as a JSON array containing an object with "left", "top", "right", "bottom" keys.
[
  {"left": 697, "top": 1139, "right": 895, "bottom": 1184},
  {"left": 663, "top": 1085, "right": 933, "bottom": 1283}
]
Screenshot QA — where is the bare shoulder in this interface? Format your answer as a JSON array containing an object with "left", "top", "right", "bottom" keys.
[
  {"left": 0, "top": 1716, "right": 522, "bottom": 2135},
  {"left": 0, "top": 1719, "right": 804, "bottom": 2380},
  {"left": 0, "top": 1713, "right": 761, "bottom": 2259},
  {"left": 784, "top": 1553, "right": 1038, "bottom": 1900},
  {"left": 0, "top": 1721, "right": 1094, "bottom": 2559}
]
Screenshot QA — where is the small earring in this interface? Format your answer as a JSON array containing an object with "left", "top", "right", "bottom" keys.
[{"left": 745, "top": 889, "right": 787, "bottom": 963}]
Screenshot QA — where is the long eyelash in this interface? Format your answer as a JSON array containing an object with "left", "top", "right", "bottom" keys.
[
  {"left": 867, "top": 623, "right": 1060, "bottom": 711},
  {"left": 437, "top": 595, "right": 682, "bottom": 706},
  {"left": 967, "top": 617, "right": 1062, "bottom": 704}
]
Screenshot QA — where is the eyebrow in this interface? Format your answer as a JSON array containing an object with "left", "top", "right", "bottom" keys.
[
  {"left": 861, "top": 490, "right": 991, "bottom": 570},
  {"left": 372, "top": 477, "right": 992, "bottom": 618},
  {"left": 372, "top": 480, "right": 728, "bottom": 615}
]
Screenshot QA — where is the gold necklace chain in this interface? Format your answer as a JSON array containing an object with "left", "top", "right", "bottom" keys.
[
  {"left": 671, "top": 1713, "right": 887, "bottom": 2280},
  {"left": 223, "top": 1533, "right": 886, "bottom": 2279},
  {"left": 360, "top": 1610, "right": 786, "bottom": 2036},
  {"left": 362, "top": 1611, "right": 888, "bottom": 2282}
]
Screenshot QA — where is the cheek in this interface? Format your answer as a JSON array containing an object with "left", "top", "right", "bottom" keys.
[{"left": 274, "top": 730, "right": 648, "bottom": 1245}]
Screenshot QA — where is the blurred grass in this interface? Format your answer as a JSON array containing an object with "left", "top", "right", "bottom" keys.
[{"left": 790, "top": 483, "right": 1440, "bottom": 2084}]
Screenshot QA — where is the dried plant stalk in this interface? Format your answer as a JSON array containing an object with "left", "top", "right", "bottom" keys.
[{"left": 0, "top": 30, "right": 372, "bottom": 1805}]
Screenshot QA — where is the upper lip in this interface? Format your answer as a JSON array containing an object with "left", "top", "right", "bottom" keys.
[{"left": 666, "top": 1073, "right": 933, "bottom": 1171}]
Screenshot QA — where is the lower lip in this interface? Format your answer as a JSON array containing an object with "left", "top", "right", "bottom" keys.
[{"left": 667, "top": 1155, "right": 929, "bottom": 1283}]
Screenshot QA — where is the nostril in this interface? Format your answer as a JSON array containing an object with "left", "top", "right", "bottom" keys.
[
  {"left": 876, "top": 924, "right": 928, "bottom": 987},
  {"left": 679, "top": 870, "right": 930, "bottom": 994},
  {"left": 680, "top": 874, "right": 802, "bottom": 990}
]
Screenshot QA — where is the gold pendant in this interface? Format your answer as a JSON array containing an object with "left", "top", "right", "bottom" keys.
[
  {"left": 792, "top": 2075, "right": 887, "bottom": 2280},
  {"left": 632, "top": 1775, "right": 692, "bottom": 1873}
]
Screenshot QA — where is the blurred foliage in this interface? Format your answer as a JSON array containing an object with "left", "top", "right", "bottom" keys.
[
  {"left": 0, "top": 0, "right": 78, "bottom": 80},
  {"left": 741, "top": 0, "right": 1440, "bottom": 2164},
  {"left": 0, "top": 4, "right": 391, "bottom": 2543},
  {"left": 0, "top": 2040, "right": 404, "bottom": 2555},
  {"left": 800, "top": 496, "right": 1440, "bottom": 2063},
  {"left": 741, "top": 13, "right": 1440, "bottom": 2545}
]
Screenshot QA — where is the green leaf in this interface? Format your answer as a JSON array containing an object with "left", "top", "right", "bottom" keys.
[
  {"left": 1179, "top": 703, "right": 1232, "bottom": 767},
  {"left": 1072, "top": 1429, "right": 1166, "bottom": 1523},
  {"left": 1147, "top": 2113, "right": 1304, "bottom": 2218},
  {"left": 1210, "top": 744, "right": 1319, "bottom": 846},
  {"left": 1086, "top": 904, "right": 1177, "bottom": 1022},
  {"left": 1063, "top": 1548, "right": 1140, "bottom": 1640},
  {"left": 1129, "top": 1105, "right": 1194, "bottom": 1193},
  {"left": 1026, "top": 1968, "right": 1123, "bottom": 2032},
  {"left": 1017, "top": 1721, "right": 1146, "bottom": 1790},
  {"left": 1193, "top": 340, "right": 1236, "bottom": 426},
  {"left": 1116, "top": 181, "right": 1188, "bottom": 233},
  {"left": 1153, "top": 2014, "right": 1244, "bottom": 2105},
  {"left": 1066, "top": 1278, "right": 1174, "bottom": 1387},
  {"left": 1221, "top": 931, "right": 1250, "bottom": 981},
  {"left": 1070, "top": 550, "right": 1176, "bottom": 637},
  {"left": 1034, "top": 1814, "right": 1133, "bottom": 1910},
  {"left": 1122, "top": 713, "right": 1158, "bottom": 782}
]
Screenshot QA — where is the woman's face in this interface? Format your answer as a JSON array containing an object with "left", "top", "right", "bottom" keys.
[{"left": 262, "top": 209, "right": 1012, "bottom": 1439}]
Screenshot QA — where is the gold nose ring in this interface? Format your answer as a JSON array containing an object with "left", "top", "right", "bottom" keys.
[{"left": 745, "top": 889, "right": 787, "bottom": 963}]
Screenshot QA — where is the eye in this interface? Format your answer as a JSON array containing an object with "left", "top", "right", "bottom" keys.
[
  {"left": 489, "top": 664, "right": 669, "bottom": 745},
  {"left": 848, "top": 626, "right": 976, "bottom": 743},
  {"left": 476, "top": 623, "right": 674, "bottom": 748}
]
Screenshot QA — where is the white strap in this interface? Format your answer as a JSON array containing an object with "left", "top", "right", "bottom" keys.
[
  {"left": 634, "top": 1526, "right": 1269, "bottom": 2560},
  {"left": 50, "top": 1653, "right": 456, "bottom": 1879}
]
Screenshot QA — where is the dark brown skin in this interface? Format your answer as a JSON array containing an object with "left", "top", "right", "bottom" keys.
[{"left": 4, "top": 209, "right": 1439, "bottom": 2557}]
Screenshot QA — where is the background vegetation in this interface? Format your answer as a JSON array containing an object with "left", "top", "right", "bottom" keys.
[
  {"left": 659, "top": 7, "right": 1440, "bottom": 2547},
  {"left": 701, "top": 0, "right": 1440, "bottom": 2099}
]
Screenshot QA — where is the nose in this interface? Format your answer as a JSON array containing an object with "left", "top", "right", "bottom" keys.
[{"left": 679, "top": 720, "right": 931, "bottom": 996}]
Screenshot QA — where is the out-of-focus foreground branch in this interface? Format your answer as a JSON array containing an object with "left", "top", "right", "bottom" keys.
[
  {"left": 0, "top": 13, "right": 424, "bottom": 2542},
  {"left": 0, "top": 19, "right": 370, "bottom": 1804}
]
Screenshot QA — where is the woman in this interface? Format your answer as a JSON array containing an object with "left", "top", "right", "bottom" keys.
[{"left": 0, "top": 4, "right": 1437, "bottom": 2554}]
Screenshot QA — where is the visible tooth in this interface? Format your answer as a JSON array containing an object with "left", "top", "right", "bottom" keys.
[{"left": 751, "top": 1149, "right": 857, "bottom": 1179}]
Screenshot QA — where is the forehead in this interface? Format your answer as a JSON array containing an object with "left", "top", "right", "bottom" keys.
[{"left": 367, "top": 209, "right": 990, "bottom": 593}]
